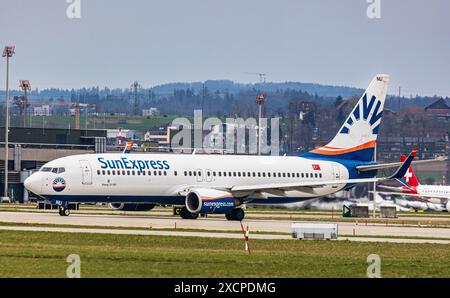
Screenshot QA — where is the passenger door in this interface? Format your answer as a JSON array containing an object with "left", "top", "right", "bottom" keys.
[
  {"left": 79, "top": 160, "right": 93, "bottom": 185},
  {"left": 332, "top": 165, "right": 340, "bottom": 188}
]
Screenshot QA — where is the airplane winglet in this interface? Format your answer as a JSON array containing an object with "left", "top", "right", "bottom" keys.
[
  {"left": 389, "top": 147, "right": 418, "bottom": 179},
  {"left": 395, "top": 177, "right": 414, "bottom": 191}
]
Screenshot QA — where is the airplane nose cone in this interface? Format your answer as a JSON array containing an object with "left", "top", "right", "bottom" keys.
[{"left": 24, "top": 174, "right": 41, "bottom": 194}]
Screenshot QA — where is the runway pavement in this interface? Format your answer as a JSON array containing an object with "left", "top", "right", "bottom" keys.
[{"left": 0, "top": 211, "right": 449, "bottom": 243}]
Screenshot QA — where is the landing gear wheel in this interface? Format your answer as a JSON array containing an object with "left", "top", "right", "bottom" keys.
[
  {"left": 63, "top": 208, "right": 70, "bottom": 216},
  {"left": 180, "top": 207, "right": 198, "bottom": 219},
  {"left": 226, "top": 208, "right": 245, "bottom": 221},
  {"left": 58, "top": 207, "right": 70, "bottom": 216}
]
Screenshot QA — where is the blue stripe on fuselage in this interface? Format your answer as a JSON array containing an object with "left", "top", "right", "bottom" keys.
[
  {"left": 299, "top": 155, "right": 377, "bottom": 190},
  {"left": 41, "top": 194, "right": 317, "bottom": 205}
]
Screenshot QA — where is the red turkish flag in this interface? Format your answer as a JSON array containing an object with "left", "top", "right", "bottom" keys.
[{"left": 312, "top": 164, "right": 321, "bottom": 170}]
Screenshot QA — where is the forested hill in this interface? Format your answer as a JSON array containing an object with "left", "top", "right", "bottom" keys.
[{"left": 151, "top": 80, "right": 364, "bottom": 99}]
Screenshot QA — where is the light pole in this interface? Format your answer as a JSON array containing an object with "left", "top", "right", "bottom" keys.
[
  {"left": 256, "top": 93, "right": 265, "bottom": 155},
  {"left": 2, "top": 46, "right": 15, "bottom": 202},
  {"left": 19, "top": 80, "right": 31, "bottom": 127}
]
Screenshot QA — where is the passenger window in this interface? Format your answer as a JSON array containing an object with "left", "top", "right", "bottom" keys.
[
  {"left": 282, "top": 173, "right": 286, "bottom": 178},
  {"left": 262, "top": 172, "right": 266, "bottom": 177},
  {"left": 193, "top": 171, "right": 197, "bottom": 176},
  {"left": 142, "top": 171, "right": 146, "bottom": 176},
  {"left": 174, "top": 171, "right": 178, "bottom": 176},
  {"left": 159, "top": 171, "right": 162, "bottom": 176},
  {"left": 97, "top": 170, "right": 100, "bottom": 175},
  {"left": 112, "top": 170, "right": 116, "bottom": 175},
  {"left": 127, "top": 170, "right": 130, "bottom": 175},
  {"left": 189, "top": 171, "right": 192, "bottom": 176},
  {"left": 218, "top": 172, "right": 222, "bottom": 177},
  {"left": 301, "top": 173, "right": 304, "bottom": 178},
  {"left": 267, "top": 173, "right": 271, "bottom": 178},
  {"left": 278, "top": 173, "right": 281, "bottom": 177},
  {"left": 117, "top": 171, "right": 121, "bottom": 176},
  {"left": 315, "top": 173, "right": 318, "bottom": 178},
  {"left": 258, "top": 172, "right": 261, "bottom": 177},
  {"left": 122, "top": 170, "right": 126, "bottom": 175},
  {"left": 163, "top": 171, "right": 167, "bottom": 176},
  {"left": 198, "top": 171, "right": 202, "bottom": 176},
  {"left": 107, "top": 170, "right": 111, "bottom": 175},
  {"left": 242, "top": 172, "right": 246, "bottom": 177},
  {"left": 238, "top": 172, "right": 241, "bottom": 177},
  {"left": 233, "top": 172, "right": 236, "bottom": 177},
  {"left": 184, "top": 171, "right": 187, "bottom": 176},
  {"left": 287, "top": 173, "right": 290, "bottom": 178},
  {"left": 223, "top": 172, "right": 227, "bottom": 177},
  {"left": 213, "top": 172, "right": 216, "bottom": 177},
  {"left": 102, "top": 170, "right": 106, "bottom": 175}
]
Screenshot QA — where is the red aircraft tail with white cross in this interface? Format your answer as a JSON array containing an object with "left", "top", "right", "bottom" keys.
[{"left": 378, "top": 155, "right": 450, "bottom": 211}]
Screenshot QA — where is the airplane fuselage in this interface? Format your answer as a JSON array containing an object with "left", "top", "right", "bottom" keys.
[{"left": 25, "top": 153, "right": 357, "bottom": 205}]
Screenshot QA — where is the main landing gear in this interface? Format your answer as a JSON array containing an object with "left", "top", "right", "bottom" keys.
[
  {"left": 179, "top": 206, "right": 199, "bottom": 219},
  {"left": 225, "top": 208, "right": 245, "bottom": 221},
  {"left": 178, "top": 207, "right": 245, "bottom": 221},
  {"left": 58, "top": 206, "right": 70, "bottom": 216}
]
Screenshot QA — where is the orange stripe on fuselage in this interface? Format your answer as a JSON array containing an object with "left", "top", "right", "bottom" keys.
[
  {"left": 311, "top": 140, "right": 376, "bottom": 155},
  {"left": 201, "top": 195, "right": 232, "bottom": 201}
]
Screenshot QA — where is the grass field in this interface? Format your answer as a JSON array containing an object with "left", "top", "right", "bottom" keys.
[{"left": 0, "top": 230, "right": 449, "bottom": 278}]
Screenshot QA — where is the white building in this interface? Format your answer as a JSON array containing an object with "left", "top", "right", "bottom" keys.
[
  {"left": 142, "top": 108, "right": 160, "bottom": 117},
  {"left": 107, "top": 128, "right": 136, "bottom": 145},
  {"left": 33, "top": 105, "right": 51, "bottom": 116}
]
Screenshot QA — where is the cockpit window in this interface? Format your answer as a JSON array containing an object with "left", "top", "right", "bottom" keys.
[{"left": 41, "top": 167, "right": 66, "bottom": 173}]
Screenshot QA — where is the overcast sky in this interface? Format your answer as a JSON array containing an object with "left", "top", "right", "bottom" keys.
[{"left": 0, "top": 0, "right": 449, "bottom": 96}]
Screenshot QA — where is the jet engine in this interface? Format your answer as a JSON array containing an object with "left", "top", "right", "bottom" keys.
[
  {"left": 185, "top": 188, "right": 240, "bottom": 214},
  {"left": 108, "top": 203, "right": 156, "bottom": 211}
]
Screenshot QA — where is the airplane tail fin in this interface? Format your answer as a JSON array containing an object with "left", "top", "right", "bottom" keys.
[
  {"left": 400, "top": 154, "right": 420, "bottom": 187},
  {"left": 300, "top": 74, "right": 390, "bottom": 162},
  {"left": 123, "top": 141, "right": 133, "bottom": 154}
]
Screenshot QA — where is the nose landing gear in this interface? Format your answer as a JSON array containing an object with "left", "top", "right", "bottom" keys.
[{"left": 58, "top": 206, "right": 70, "bottom": 216}]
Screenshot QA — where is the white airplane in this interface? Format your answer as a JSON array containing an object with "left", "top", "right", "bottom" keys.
[
  {"left": 378, "top": 154, "right": 450, "bottom": 211},
  {"left": 25, "top": 74, "right": 421, "bottom": 219}
]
